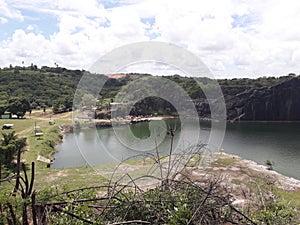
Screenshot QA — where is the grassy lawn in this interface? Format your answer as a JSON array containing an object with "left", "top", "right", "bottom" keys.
[
  {"left": 1, "top": 112, "right": 71, "bottom": 163},
  {"left": 0, "top": 111, "right": 115, "bottom": 193},
  {"left": 0, "top": 119, "right": 36, "bottom": 134},
  {"left": 34, "top": 166, "right": 108, "bottom": 191},
  {"left": 0, "top": 110, "right": 112, "bottom": 191},
  {"left": 0, "top": 111, "right": 77, "bottom": 190}
]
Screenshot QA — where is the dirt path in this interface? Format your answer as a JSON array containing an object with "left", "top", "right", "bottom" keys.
[
  {"left": 17, "top": 126, "right": 33, "bottom": 136},
  {"left": 29, "top": 111, "right": 72, "bottom": 120}
]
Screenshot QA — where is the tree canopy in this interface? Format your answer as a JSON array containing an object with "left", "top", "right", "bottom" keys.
[{"left": 8, "top": 97, "right": 30, "bottom": 118}]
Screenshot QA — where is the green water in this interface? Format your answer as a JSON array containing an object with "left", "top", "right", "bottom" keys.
[{"left": 53, "top": 120, "right": 300, "bottom": 180}]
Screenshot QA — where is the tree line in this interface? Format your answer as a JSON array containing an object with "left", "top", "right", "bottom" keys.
[
  {"left": 0, "top": 65, "right": 297, "bottom": 117},
  {"left": 0, "top": 66, "right": 82, "bottom": 117}
]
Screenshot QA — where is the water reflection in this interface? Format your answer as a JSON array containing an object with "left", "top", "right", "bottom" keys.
[{"left": 53, "top": 120, "right": 300, "bottom": 180}]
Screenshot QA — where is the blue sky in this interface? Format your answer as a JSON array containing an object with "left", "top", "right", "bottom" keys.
[
  {"left": 1, "top": 10, "right": 58, "bottom": 40},
  {"left": 0, "top": 0, "right": 300, "bottom": 78}
]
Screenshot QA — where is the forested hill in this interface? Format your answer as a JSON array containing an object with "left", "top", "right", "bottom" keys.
[
  {"left": 0, "top": 66, "right": 149, "bottom": 116},
  {"left": 0, "top": 65, "right": 298, "bottom": 120},
  {"left": 0, "top": 66, "right": 82, "bottom": 113}
]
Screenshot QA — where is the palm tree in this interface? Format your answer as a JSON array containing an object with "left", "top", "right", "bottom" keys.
[
  {"left": 0, "top": 132, "right": 27, "bottom": 178},
  {"left": 2, "top": 131, "right": 17, "bottom": 145}
]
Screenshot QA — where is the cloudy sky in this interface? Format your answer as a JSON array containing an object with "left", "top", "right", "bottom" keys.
[{"left": 0, "top": 0, "right": 299, "bottom": 78}]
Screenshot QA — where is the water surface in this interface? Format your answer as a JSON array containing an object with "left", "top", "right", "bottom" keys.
[{"left": 53, "top": 120, "right": 300, "bottom": 180}]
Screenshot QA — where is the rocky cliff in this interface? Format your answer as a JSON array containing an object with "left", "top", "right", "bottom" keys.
[{"left": 226, "top": 77, "right": 300, "bottom": 121}]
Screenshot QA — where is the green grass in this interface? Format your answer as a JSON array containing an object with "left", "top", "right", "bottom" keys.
[
  {"left": 231, "top": 179, "right": 242, "bottom": 185},
  {"left": 211, "top": 156, "right": 238, "bottom": 167},
  {"left": 124, "top": 157, "right": 156, "bottom": 166},
  {"left": 0, "top": 119, "right": 35, "bottom": 133},
  {"left": 0, "top": 113, "right": 74, "bottom": 188},
  {"left": 276, "top": 189, "right": 300, "bottom": 209},
  {"left": 3, "top": 116, "right": 71, "bottom": 166},
  {"left": 34, "top": 167, "right": 108, "bottom": 191},
  {"left": 0, "top": 112, "right": 116, "bottom": 192},
  {"left": 243, "top": 175, "right": 300, "bottom": 216},
  {"left": 26, "top": 125, "right": 61, "bottom": 161},
  {"left": 186, "top": 154, "right": 203, "bottom": 167}
]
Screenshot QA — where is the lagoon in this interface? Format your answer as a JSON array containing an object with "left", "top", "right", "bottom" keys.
[{"left": 52, "top": 120, "right": 300, "bottom": 180}]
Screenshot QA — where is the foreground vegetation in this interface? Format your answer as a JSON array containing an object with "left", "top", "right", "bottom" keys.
[{"left": 0, "top": 148, "right": 299, "bottom": 224}]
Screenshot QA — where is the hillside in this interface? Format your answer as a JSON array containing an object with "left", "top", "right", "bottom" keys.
[
  {"left": 0, "top": 65, "right": 298, "bottom": 120},
  {"left": 226, "top": 77, "right": 300, "bottom": 121},
  {"left": 0, "top": 66, "right": 82, "bottom": 111}
]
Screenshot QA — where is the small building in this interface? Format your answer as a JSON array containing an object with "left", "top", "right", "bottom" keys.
[{"left": 1, "top": 114, "right": 10, "bottom": 119}]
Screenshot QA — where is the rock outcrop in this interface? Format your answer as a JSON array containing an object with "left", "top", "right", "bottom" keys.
[{"left": 226, "top": 77, "right": 300, "bottom": 121}]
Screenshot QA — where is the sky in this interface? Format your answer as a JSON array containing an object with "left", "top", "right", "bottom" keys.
[{"left": 0, "top": 0, "right": 300, "bottom": 78}]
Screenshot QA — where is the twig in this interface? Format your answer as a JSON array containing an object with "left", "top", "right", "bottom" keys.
[
  {"left": 0, "top": 174, "right": 17, "bottom": 183},
  {"left": 52, "top": 205, "right": 93, "bottom": 224}
]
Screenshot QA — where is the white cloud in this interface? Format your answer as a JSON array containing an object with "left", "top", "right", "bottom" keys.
[
  {"left": 0, "top": 0, "right": 24, "bottom": 21},
  {"left": 53, "top": 0, "right": 105, "bottom": 16},
  {"left": 26, "top": 24, "right": 34, "bottom": 30},
  {"left": 118, "top": 61, "right": 188, "bottom": 76},
  {"left": 0, "top": 0, "right": 299, "bottom": 78},
  {"left": 0, "top": 29, "right": 49, "bottom": 67},
  {"left": 0, "top": 16, "right": 8, "bottom": 23}
]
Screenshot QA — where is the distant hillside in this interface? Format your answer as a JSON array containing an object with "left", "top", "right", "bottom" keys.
[
  {"left": 226, "top": 76, "right": 300, "bottom": 121},
  {"left": 127, "top": 74, "right": 297, "bottom": 119},
  {"left": 0, "top": 65, "right": 298, "bottom": 120},
  {"left": 0, "top": 66, "right": 150, "bottom": 115},
  {"left": 0, "top": 66, "right": 83, "bottom": 110}
]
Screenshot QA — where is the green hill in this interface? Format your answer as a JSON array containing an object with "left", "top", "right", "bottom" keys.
[
  {"left": 0, "top": 65, "right": 297, "bottom": 119},
  {"left": 0, "top": 66, "right": 82, "bottom": 111}
]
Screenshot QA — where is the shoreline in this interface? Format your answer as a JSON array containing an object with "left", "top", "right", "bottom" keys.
[
  {"left": 67, "top": 115, "right": 178, "bottom": 131},
  {"left": 214, "top": 152, "right": 300, "bottom": 191},
  {"left": 50, "top": 115, "right": 300, "bottom": 186},
  {"left": 51, "top": 134, "right": 300, "bottom": 190}
]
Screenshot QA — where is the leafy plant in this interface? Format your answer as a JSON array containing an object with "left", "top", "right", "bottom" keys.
[{"left": 252, "top": 201, "right": 294, "bottom": 225}]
